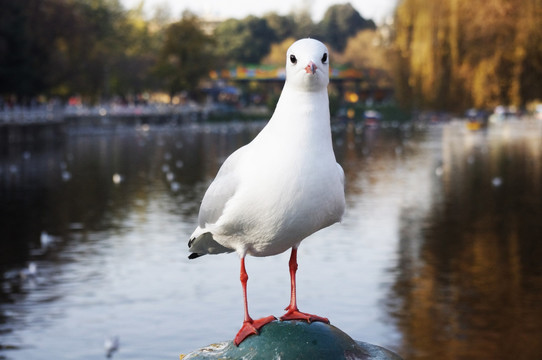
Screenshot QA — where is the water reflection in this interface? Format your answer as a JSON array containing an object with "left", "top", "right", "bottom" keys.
[
  {"left": 0, "top": 122, "right": 265, "bottom": 359},
  {"left": 1, "top": 120, "right": 542, "bottom": 359},
  {"left": 0, "top": 122, "right": 265, "bottom": 266},
  {"left": 390, "top": 121, "right": 542, "bottom": 359}
]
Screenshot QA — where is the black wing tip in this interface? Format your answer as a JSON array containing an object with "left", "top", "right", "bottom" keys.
[{"left": 188, "top": 253, "right": 204, "bottom": 259}]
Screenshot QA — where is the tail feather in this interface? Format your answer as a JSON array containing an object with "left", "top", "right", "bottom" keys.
[{"left": 188, "top": 231, "right": 234, "bottom": 259}]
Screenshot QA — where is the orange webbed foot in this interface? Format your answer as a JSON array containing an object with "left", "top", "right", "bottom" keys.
[
  {"left": 233, "top": 315, "right": 276, "bottom": 346},
  {"left": 280, "top": 307, "right": 329, "bottom": 324}
]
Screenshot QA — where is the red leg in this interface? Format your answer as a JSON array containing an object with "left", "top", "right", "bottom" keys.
[
  {"left": 280, "top": 247, "right": 329, "bottom": 324},
  {"left": 234, "top": 257, "right": 276, "bottom": 346}
]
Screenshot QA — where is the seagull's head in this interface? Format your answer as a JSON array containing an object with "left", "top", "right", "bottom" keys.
[{"left": 285, "top": 38, "right": 329, "bottom": 91}]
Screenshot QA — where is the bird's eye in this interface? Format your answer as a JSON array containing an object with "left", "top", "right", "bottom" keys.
[
  {"left": 322, "top": 53, "right": 328, "bottom": 63},
  {"left": 290, "top": 54, "right": 297, "bottom": 64}
]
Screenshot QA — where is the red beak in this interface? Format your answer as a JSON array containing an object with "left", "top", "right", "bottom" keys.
[{"left": 305, "top": 61, "right": 317, "bottom": 74}]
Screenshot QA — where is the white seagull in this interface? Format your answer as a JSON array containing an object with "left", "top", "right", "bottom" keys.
[
  {"left": 104, "top": 335, "right": 119, "bottom": 358},
  {"left": 188, "top": 38, "right": 345, "bottom": 346}
]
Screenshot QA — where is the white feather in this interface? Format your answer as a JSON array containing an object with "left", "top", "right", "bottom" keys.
[{"left": 189, "top": 38, "right": 345, "bottom": 258}]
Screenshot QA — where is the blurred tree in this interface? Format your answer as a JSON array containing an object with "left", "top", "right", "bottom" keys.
[
  {"left": 457, "top": 0, "right": 519, "bottom": 108},
  {"left": 106, "top": 3, "right": 163, "bottom": 96},
  {"left": 150, "top": 2, "right": 174, "bottom": 26},
  {"left": 0, "top": 0, "right": 64, "bottom": 99},
  {"left": 0, "top": 0, "right": 32, "bottom": 98},
  {"left": 0, "top": 0, "right": 163, "bottom": 102},
  {"left": 319, "top": 3, "right": 376, "bottom": 52},
  {"left": 2, "top": 1, "right": 395, "bottom": 103},
  {"left": 264, "top": 13, "right": 296, "bottom": 42},
  {"left": 391, "top": 0, "right": 542, "bottom": 111},
  {"left": 214, "top": 15, "right": 276, "bottom": 65},
  {"left": 517, "top": 0, "right": 542, "bottom": 105},
  {"left": 336, "top": 30, "right": 391, "bottom": 72},
  {"left": 291, "top": 9, "right": 318, "bottom": 39},
  {"left": 58, "top": 0, "right": 123, "bottom": 100},
  {"left": 262, "top": 38, "right": 297, "bottom": 65},
  {"left": 155, "top": 12, "right": 214, "bottom": 99},
  {"left": 392, "top": 0, "right": 452, "bottom": 109}
]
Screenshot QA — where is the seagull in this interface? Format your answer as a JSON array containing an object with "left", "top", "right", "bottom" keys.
[
  {"left": 104, "top": 336, "right": 119, "bottom": 358},
  {"left": 19, "top": 262, "right": 38, "bottom": 279},
  {"left": 188, "top": 38, "right": 345, "bottom": 346}
]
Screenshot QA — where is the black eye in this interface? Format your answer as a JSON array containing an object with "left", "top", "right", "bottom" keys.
[
  {"left": 290, "top": 54, "right": 297, "bottom": 64},
  {"left": 322, "top": 53, "right": 328, "bottom": 63}
]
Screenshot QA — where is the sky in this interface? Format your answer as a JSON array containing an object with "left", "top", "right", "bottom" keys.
[{"left": 119, "top": 0, "right": 398, "bottom": 24}]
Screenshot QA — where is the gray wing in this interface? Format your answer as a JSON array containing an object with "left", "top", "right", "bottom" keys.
[
  {"left": 337, "top": 162, "right": 345, "bottom": 187},
  {"left": 197, "top": 147, "right": 245, "bottom": 227},
  {"left": 188, "top": 146, "right": 248, "bottom": 258}
]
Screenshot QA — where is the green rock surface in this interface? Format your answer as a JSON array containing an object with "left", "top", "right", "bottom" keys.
[{"left": 181, "top": 320, "right": 402, "bottom": 359}]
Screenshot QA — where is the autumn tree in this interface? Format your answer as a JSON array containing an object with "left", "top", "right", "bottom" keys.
[
  {"left": 517, "top": 0, "right": 542, "bottom": 105},
  {"left": 262, "top": 38, "right": 297, "bottom": 66},
  {"left": 335, "top": 30, "right": 391, "bottom": 72},
  {"left": 391, "top": 0, "right": 542, "bottom": 111}
]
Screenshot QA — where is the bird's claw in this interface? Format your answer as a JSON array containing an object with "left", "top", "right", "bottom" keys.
[
  {"left": 234, "top": 316, "right": 276, "bottom": 346},
  {"left": 280, "top": 307, "right": 329, "bottom": 324}
]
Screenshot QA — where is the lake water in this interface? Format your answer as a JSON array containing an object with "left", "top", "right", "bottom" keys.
[{"left": 1, "top": 119, "right": 542, "bottom": 359}]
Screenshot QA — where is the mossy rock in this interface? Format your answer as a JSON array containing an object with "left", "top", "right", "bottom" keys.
[{"left": 181, "top": 320, "right": 402, "bottom": 359}]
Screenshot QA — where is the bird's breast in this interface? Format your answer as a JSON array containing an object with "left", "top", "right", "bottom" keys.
[{"left": 224, "top": 145, "right": 343, "bottom": 256}]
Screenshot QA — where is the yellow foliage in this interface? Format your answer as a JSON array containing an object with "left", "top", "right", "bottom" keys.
[
  {"left": 335, "top": 30, "right": 391, "bottom": 73},
  {"left": 470, "top": 57, "right": 499, "bottom": 108},
  {"left": 262, "top": 38, "right": 297, "bottom": 66},
  {"left": 391, "top": 0, "right": 542, "bottom": 110}
]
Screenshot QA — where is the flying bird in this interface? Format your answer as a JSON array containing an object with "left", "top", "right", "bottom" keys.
[{"left": 188, "top": 38, "right": 345, "bottom": 346}]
